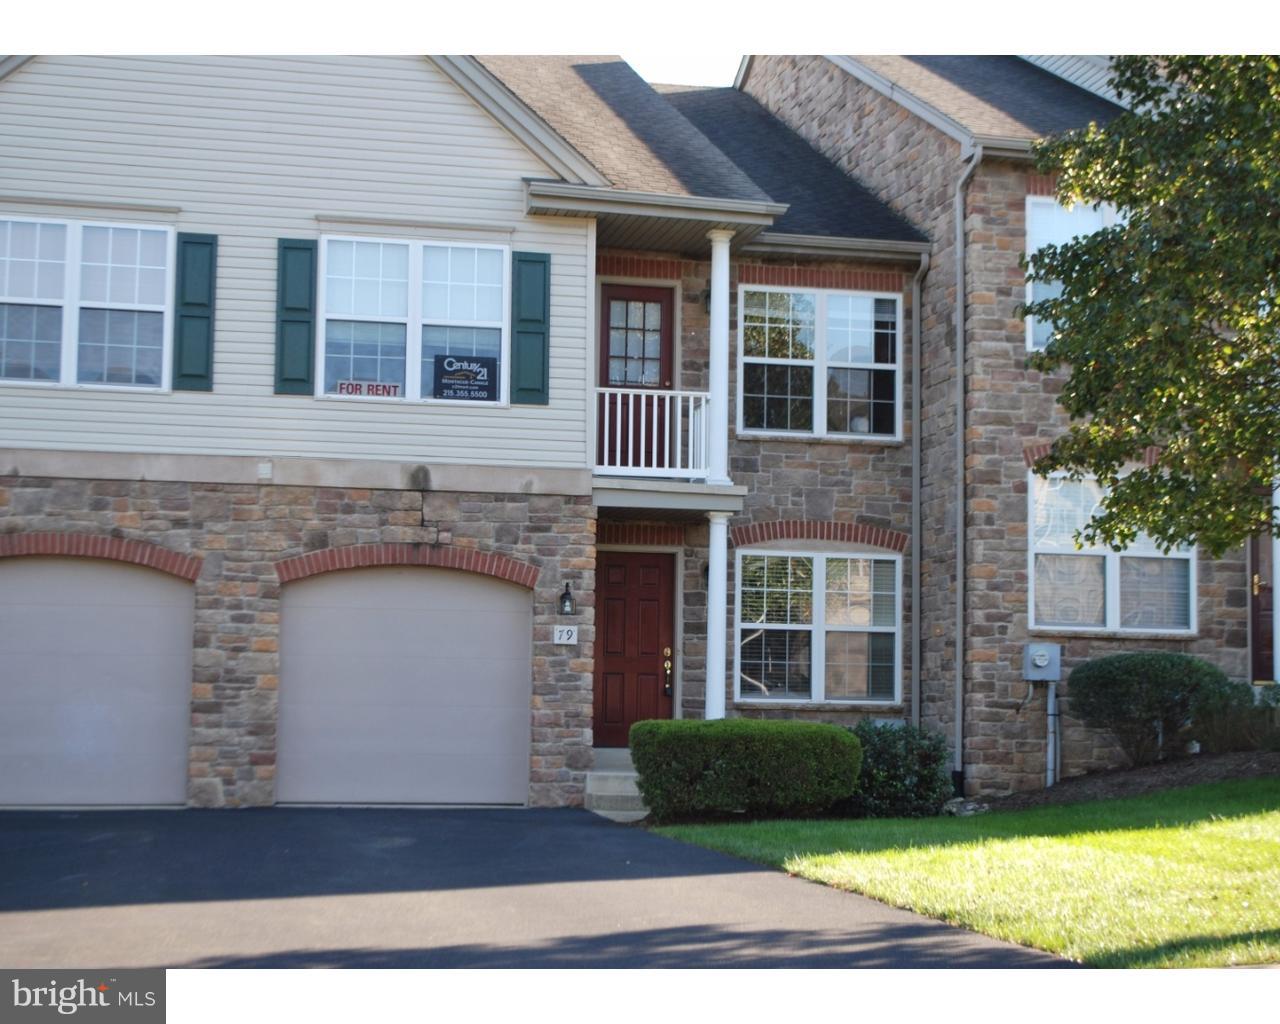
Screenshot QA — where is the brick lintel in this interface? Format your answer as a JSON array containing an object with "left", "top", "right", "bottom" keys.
[
  {"left": 0, "top": 531, "right": 203, "bottom": 581},
  {"left": 729, "top": 519, "right": 909, "bottom": 553},
  {"left": 274, "top": 543, "right": 541, "bottom": 589}
]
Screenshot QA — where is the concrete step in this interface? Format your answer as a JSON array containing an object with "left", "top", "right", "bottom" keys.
[
  {"left": 585, "top": 770, "right": 641, "bottom": 798},
  {"left": 585, "top": 792, "right": 647, "bottom": 812},
  {"left": 592, "top": 747, "right": 635, "bottom": 772},
  {"left": 590, "top": 808, "right": 649, "bottom": 824},
  {"left": 584, "top": 767, "right": 649, "bottom": 823}
]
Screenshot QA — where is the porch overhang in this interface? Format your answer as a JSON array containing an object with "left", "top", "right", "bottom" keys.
[
  {"left": 525, "top": 180, "right": 785, "bottom": 253},
  {"left": 742, "top": 232, "right": 932, "bottom": 262},
  {"left": 592, "top": 477, "right": 747, "bottom": 518}
]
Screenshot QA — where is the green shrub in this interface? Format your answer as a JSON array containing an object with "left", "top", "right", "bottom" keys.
[
  {"left": 629, "top": 719, "right": 862, "bottom": 823},
  {"left": 1067, "top": 652, "right": 1230, "bottom": 766},
  {"left": 836, "top": 720, "right": 953, "bottom": 818},
  {"left": 1191, "top": 680, "right": 1280, "bottom": 754}
]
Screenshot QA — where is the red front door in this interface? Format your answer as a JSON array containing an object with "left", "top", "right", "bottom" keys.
[
  {"left": 597, "top": 285, "right": 675, "bottom": 470},
  {"left": 594, "top": 550, "right": 676, "bottom": 747},
  {"left": 1252, "top": 535, "right": 1274, "bottom": 681}
]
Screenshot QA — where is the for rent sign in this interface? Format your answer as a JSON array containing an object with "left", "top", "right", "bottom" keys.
[{"left": 334, "top": 380, "right": 401, "bottom": 397}]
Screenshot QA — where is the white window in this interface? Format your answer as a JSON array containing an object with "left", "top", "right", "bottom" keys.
[
  {"left": 1029, "top": 474, "right": 1196, "bottom": 633},
  {"left": 737, "top": 286, "right": 902, "bottom": 440},
  {"left": 735, "top": 549, "right": 902, "bottom": 704},
  {"left": 1025, "top": 196, "right": 1119, "bottom": 351},
  {"left": 318, "top": 236, "right": 508, "bottom": 403},
  {"left": 0, "top": 217, "right": 173, "bottom": 388}
]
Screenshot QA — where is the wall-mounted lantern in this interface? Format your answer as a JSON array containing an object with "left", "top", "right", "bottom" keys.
[{"left": 559, "top": 582, "right": 577, "bottom": 616}]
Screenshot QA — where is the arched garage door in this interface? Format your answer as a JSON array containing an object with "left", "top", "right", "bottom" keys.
[
  {"left": 278, "top": 567, "right": 533, "bottom": 805},
  {"left": 0, "top": 557, "right": 194, "bottom": 805}
]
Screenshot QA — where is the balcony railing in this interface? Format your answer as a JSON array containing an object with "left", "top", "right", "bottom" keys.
[{"left": 595, "top": 387, "right": 710, "bottom": 479}]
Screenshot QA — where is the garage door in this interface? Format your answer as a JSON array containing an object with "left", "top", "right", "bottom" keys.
[
  {"left": 278, "top": 567, "right": 533, "bottom": 805},
  {"left": 0, "top": 557, "right": 193, "bottom": 806}
]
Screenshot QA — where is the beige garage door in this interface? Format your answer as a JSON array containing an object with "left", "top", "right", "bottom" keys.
[
  {"left": 278, "top": 567, "right": 533, "bottom": 805},
  {"left": 0, "top": 557, "right": 194, "bottom": 806}
]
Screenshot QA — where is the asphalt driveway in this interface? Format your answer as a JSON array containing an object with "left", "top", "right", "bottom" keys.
[{"left": 0, "top": 808, "right": 1069, "bottom": 968}]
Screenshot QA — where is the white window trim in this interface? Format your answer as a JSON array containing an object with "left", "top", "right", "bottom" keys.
[
  {"left": 1027, "top": 471, "right": 1198, "bottom": 636},
  {"left": 1024, "top": 196, "right": 1121, "bottom": 353},
  {"left": 0, "top": 215, "right": 176, "bottom": 393},
  {"left": 735, "top": 284, "right": 904, "bottom": 442},
  {"left": 733, "top": 546, "right": 903, "bottom": 706},
  {"left": 314, "top": 233, "right": 511, "bottom": 407}
]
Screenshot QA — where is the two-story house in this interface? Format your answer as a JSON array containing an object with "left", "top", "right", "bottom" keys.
[
  {"left": 741, "top": 55, "right": 1252, "bottom": 795},
  {"left": 0, "top": 55, "right": 934, "bottom": 809},
  {"left": 0, "top": 54, "right": 1254, "bottom": 810}
]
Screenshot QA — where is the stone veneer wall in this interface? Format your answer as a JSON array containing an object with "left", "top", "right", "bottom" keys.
[
  {"left": 743, "top": 60, "right": 1249, "bottom": 794},
  {"left": 598, "top": 246, "right": 918, "bottom": 729},
  {"left": 960, "top": 160, "right": 1249, "bottom": 792},
  {"left": 740, "top": 55, "right": 967, "bottom": 751},
  {"left": 0, "top": 476, "right": 596, "bottom": 807}
]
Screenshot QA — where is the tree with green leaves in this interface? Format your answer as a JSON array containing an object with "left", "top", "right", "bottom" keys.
[{"left": 1026, "top": 55, "right": 1280, "bottom": 558}]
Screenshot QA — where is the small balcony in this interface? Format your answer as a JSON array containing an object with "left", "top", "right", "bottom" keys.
[{"left": 594, "top": 387, "right": 710, "bottom": 480}]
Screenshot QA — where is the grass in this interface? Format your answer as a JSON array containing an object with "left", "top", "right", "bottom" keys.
[{"left": 656, "top": 777, "right": 1280, "bottom": 968}]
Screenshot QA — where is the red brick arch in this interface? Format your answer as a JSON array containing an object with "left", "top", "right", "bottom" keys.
[
  {"left": 274, "top": 543, "right": 541, "bottom": 589},
  {"left": 0, "top": 531, "right": 203, "bottom": 581},
  {"left": 730, "top": 520, "right": 909, "bottom": 554},
  {"left": 1023, "top": 441, "right": 1161, "bottom": 469}
]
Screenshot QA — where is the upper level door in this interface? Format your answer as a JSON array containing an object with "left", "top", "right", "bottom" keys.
[
  {"left": 598, "top": 286, "right": 675, "bottom": 470},
  {"left": 599, "top": 285, "right": 674, "bottom": 390}
]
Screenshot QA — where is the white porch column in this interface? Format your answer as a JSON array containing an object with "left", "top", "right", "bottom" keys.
[
  {"left": 707, "top": 229, "right": 734, "bottom": 486},
  {"left": 705, "top": 510, "right": 731, "bottom": 720}
]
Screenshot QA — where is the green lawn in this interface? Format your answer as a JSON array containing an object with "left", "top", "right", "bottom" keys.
[{"left": 657, "top": 777, "right": 1280, "bottom": 968}]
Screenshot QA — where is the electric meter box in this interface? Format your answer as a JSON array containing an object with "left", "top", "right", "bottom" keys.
[{"left": 1023, "top": 642, "right": 1062, "bottom": 682}]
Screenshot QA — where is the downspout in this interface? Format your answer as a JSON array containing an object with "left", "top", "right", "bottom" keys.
[
  {"left": 910, "top": 251, "right": 930, "bottom": 729},
  {"left": 953, "top": 144, "right": 982, "bottom": 795}
]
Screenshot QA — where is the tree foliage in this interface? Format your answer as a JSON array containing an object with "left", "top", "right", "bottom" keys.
[{"left": 1027, "top": 56, "right": 1280, "bottom": 557}]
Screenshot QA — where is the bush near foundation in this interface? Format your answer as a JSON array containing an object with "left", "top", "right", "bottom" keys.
[
  {"left": 1191, "top": 678, "right": 1280, "bottom": 754},
  {"left": 836, "top": 720, "right": 953, "bottom": 818},
  {"left": 1067, "top": 653, "right": 1231, "bottom": 766},
  {"left": 629, "top": 719, "right": 862, "bottom": 823}
]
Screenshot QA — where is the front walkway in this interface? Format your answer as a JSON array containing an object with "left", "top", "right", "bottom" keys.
[{"left": 0, "top": 808, "right": 1070, "bottom": 968}]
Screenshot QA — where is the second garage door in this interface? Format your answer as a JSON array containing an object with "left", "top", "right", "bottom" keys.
[{"left": 277, "top": 567, "right": 533, "bottom": 805}]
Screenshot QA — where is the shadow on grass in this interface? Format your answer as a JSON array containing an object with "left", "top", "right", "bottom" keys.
[
  {"left": 659, "top": 778, "right": 1280, "bottom": 859},
  {"left": 1087, "top": 928, "right": 1280, "bottom": 969}
]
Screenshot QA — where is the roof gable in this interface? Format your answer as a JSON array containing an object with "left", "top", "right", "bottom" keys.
[
  {"left": 476, "top": 56, "right": 771, "bottom": 204},
  {"left": 829, "top": 55, "right": 1123, "bottom": 146}
]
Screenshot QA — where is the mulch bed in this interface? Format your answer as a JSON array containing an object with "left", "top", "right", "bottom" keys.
[{"left": 983, "top": 750, "right": 1280, "bottom": 812}]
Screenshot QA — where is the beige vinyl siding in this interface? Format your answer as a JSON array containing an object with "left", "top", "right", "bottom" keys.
[{"left": 0, "top": 55, "right": 590, "bottom": 468}]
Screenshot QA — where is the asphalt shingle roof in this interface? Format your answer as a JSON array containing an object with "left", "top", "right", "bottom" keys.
[
  {"left": 656, "top": 85, "right": 926, "bottom": 244},
  {"left": 849, "top": 56, "right": 1123, "bottom": 140},
  {"left": 476, "top": 55, "right": 771, "bottom": 203}
]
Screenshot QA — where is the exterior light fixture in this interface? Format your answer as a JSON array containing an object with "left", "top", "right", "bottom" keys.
[{"left": 559, "top": 582, "right": 577, "bottom": 616}]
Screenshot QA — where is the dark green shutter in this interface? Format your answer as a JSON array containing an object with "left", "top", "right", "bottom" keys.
[
  {"left": 511, "top": 251, "right": 550, "bottom": 405},
  {"left": 172, "top": 233, "right": 217, "bottom": 391},
  {"left": 275, "top": 238, "right": 317, "bottom": 395}
]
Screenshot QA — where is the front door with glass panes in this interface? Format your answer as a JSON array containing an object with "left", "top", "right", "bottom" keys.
[{"left": 598, "top": 285, "right": 674, "bottom": 470}]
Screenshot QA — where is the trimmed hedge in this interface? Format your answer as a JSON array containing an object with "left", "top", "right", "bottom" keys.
[
  {"left": 1067, "top": 652, "right": 1230, "bottom": 766},
  {"left": 629, "top": 719, "right": 862, "bottom": 823},
  {"left": 838, "top": 720, "right": 953, "bottom": 818},
  {"left": 1191, "top": 678, "right": 1280, "bottom": 754}
]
